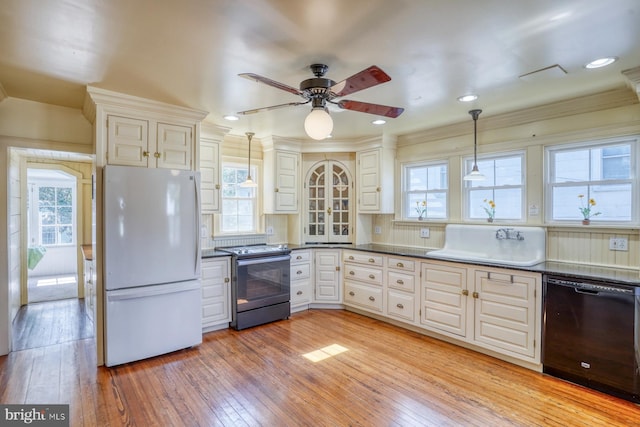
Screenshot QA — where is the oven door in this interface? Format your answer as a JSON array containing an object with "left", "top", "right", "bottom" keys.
[{"left": 235, "top": 255, "right": 291, "bottom": 312}]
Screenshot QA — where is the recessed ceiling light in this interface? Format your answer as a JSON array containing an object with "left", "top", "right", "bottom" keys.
[
  {"left": 223, "top": 115, "right": 239, "bottom": 121},
  {"left": 585, "top": 57, "right": 617, "bottom": 69},
  {"left": 372, "top": 119, "right": 386, "bottom": 125},
  {"left": 457, "top": 94, "right": 478, "bottom": 102}
]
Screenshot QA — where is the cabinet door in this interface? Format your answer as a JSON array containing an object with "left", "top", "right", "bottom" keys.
[
  {"left": 473, "top": 270, "right": 537, "bottom": 358},
  {"left": 357, "top": 149, "right": 381, "bottom": 212},
  {"left": 306, "top": 161, "right": 353, "bottom": 243},
  {"left": 200, "top": 139, "right": 220, "bottom": 213},
  {"left": 107, "top": 115, "right": 150, "bottom": 167},
  {"left": 157, "top": 122, "right": 193, "bottom": 170},
  {"left": 274, "top": 151, "right": 298, "bottom": 212},
  {"left": 201, "top": 258, "right": 231, "bottom": 328},
  {"left": 421, "top": 262, "right": 469, "bottom": 337},
  {"left": 314, "top": 250, "right": 342, "bottom": 302}
]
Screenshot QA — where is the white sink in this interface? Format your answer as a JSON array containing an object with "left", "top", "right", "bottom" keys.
[{"left": 426, "top": 224, "right": 545, "bottom": 267}]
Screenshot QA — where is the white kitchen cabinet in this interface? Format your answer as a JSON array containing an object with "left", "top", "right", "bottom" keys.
[
  {"left": 356, "top": 147, "right": 394, "bottom": 213},
  {"left": 314, "top": 249, "right": 342, "bottom": 303},
  {"left": 107, "top": 115, "right": 194, "bottom": 169},
  {"left": 83, "top": 258, "right": 96, "bottom": 323},
  {"left": 385, "top": 256, "right": 418, "bottom": 324},
  {"left": 343, "top": 250, "right": 384, "bottom": 314},
  {"left": 290, "top": 249, "right": 313, "bottom": 311},
  {"left": 200, "top": 137, "right": 221, "bottom": 213},
  {"left": 421, "top": 260, "right": 541, "bottom": 363},
  {"left": 263, "top": 149, "right": 300, "bottom": 213},
  {"left": 201, "top": 257, "right": 231, "bottom": 331}
]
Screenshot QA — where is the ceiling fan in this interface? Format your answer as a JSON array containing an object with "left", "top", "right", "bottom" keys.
[{"left": 237, "top": 64, "right": 404, "bottom": 140}]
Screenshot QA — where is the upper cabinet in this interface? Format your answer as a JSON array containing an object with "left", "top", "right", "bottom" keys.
[
  {"left": 106, "top": 116, "right": 194, "bottom": 169},
  {"left": 262, "top": 138, "right": 301, "bottom": 213},
  {"left": 199, "top": 124, "right": 230, "bottom": 214},
  {"left": 84, "top": 86, "right": 208, "bottom": 170},
  {"left": 356, "top": 144, "right": 395, "bottom": 214}
]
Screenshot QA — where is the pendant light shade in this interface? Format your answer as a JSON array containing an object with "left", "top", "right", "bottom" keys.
[
  {"left": 240, "top": 132, "right": 258, "bottom": 188},
  {"left": 463, "top": 109, "right": 485, "bottom": 181},
  {"left": 304, "top": 106, "right": 333, "bottom": 140}
]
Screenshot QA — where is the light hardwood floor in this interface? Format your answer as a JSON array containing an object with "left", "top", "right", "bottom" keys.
[{"left": 2, "top": 308, "right": 639, "bottom": 426}]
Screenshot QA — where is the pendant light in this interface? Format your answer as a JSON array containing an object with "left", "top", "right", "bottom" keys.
[
  {"left": 240, "top": 132, "right": 258, "bottom": 188},
  {"left": 463, "top": 109, "right": 485, "bottom": 181}
]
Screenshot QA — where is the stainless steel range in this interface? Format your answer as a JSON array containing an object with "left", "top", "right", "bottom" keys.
[{"left": 220, "top": 244, "right": 291, "bottom": 330}]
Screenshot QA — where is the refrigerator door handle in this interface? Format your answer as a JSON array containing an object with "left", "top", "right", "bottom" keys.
[{"left": 107, "top": 280, "right": 201, "bottom": 302}]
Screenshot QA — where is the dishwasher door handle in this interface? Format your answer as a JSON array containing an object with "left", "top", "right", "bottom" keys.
[{"left": 575, "top": 288, "right": 599, "bottom": 296}]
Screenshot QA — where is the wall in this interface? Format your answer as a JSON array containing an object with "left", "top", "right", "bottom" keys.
[
  {"left": 0, "top": 97, "right": 92, "bottom": 355},
  {"left": 373, "top": 89, "right": 640, "bottom": 271},
  {"left": 8, "top": 150, "right": 22, "bottom": 327}
]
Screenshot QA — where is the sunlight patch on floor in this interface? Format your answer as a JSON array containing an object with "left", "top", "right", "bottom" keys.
[
  {"left": 302, "top": 344, "right": 348, "bottom": 362},
  {"left": 36, "top": 276, "right": 76, "bottom": 287}
]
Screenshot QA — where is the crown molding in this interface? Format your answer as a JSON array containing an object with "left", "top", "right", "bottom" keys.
[
  {"left": 622, "top": 66, "right": 640, "bottom": 100},
  {"left": 397, "top": 87, "right": 639, "bottom": 147},
  {"left": 83, "top": 86, "right": 208, "bottom": 124}
]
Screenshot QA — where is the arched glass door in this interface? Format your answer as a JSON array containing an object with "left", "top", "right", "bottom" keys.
[{"left": 305, "top": 161, "right": 352, "bottom": 243}]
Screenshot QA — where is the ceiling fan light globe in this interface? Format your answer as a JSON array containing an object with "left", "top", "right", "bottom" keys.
[{"left": 304, "top": 108, "right": 333, "bottom": 140}]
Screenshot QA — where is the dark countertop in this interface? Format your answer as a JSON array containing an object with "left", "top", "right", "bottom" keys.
[
  {"left": 202, "top": 243, "right": 640, "bottom": 285},
  {"left": 291, "top": 243, "right": 640, "bottom": 286}
]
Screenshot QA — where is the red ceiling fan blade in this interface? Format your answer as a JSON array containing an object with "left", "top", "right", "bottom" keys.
[
  {"left": 239, "top": 73, "right": 302, "bottom": 96},
  {"left": 337, "top": 100, "right": 404, "bottom": 118},
  {"left": 331, "top": 65, "right": 392, "bottom": 97},
  {"left": 237, "top": 101, "right": 309, "bottom": 115}
]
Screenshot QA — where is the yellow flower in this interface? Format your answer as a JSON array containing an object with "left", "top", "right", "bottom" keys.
[{"left": 589, "top": 198, "right": 596, "bottom": 206}]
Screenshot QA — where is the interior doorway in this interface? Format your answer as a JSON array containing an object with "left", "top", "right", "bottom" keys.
[{"left": 26, "top": 167, "right": 79, "bottom": 303}]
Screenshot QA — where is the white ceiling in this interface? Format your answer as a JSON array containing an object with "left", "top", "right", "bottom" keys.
[{"left": 1, "top": 0, "right": 639, "bottom": 141}]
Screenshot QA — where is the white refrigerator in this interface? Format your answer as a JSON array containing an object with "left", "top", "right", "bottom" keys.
[{"left": 103, "top": 165, "right": 202, "bottom": 367}]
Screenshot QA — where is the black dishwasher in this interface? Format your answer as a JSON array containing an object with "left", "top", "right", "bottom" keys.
[{"left": 543, "top": 274, "right": 640, "bottom": 403}]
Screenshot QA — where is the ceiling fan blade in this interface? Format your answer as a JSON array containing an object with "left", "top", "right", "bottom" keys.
[
  {"left": 237, "top": 101, "right": 309, "bottom": 115},
  {"left": 337, "top": 100, "right": 404, "bottom": 118},
  {"left": 239, "top": 73, "right": 302, "bottom": 96},
  {"left": 331, "top": 65, "right": 392, "bottom": 97}
]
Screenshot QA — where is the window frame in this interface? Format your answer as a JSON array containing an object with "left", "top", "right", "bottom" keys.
[
  {"left": 463, "top": 150, "right": 526, "bottom": 222},
  {"left": 400, "top": 159, "right": 449, "bottom": 221},
  {"left": 28, "top": 180, "right": 77, "bottom": 247},
  {"left": 216, "top": 157, "right": 261, "bottom": 235},
  {"left": 545, "top": 136, "right": 639, "bottom": 225}
]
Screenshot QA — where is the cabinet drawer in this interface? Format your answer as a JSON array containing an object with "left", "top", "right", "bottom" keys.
[
  {"left": 344, "top": 281, "right": 383, "bottom": 312},
  {"left": 291, "top": 250, "right": 311, "bottom": 264},
  {"left": 291, "top": 263, "right": 311, "bottom": 280},
  {"left": 387, "top": 290, "right": 415, "bottom": 322},
  {"left": 291, "top": 279, "right": 312, "bottom": 306},
  {"left": 344, "top": 263, "right": 383, "bottom": 286},
  {"left": 387, "top": 270, "right": 415, "bottom": 292},
  {"left": 343, "top": 251, "right": 383, "bottom": 266},
  {"left": 388, "top": 257, "right": 415, "bottom": 272}
]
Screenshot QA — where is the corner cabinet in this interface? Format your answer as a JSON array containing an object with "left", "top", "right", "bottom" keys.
[
  {"left": 263, "top": 149, "right": 300, "bottom": 213},
  {"left": 356, "top": 147, "right": 394, "bottom": 213},
  {"left": 201, "top": 257, "right": 231, "bottom": 332},
  {"left": 314, "top": 249, "right": 342, "bottom": 303}
]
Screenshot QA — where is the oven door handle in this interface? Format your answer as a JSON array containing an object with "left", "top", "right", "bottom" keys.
[{"left": 237, "top": 255, "right": 291, "bottom": 267}]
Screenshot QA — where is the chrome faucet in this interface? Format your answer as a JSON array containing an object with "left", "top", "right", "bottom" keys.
[{"left": 495, "top": 228, "right": 524, "bottom": 241}]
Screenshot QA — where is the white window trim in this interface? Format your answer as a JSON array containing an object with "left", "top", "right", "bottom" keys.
[
  {"left": 29, "top": 179, "right": 77, "bottom": 247},
  {"left": 544, "top": 136, "right": 639, "bottom": 225},
  {"left": 400, "top": 159, "right": 449, "bottom": 221},
  {"left": 214, "top": 156, "right": 263, "bottom": 236},
  {"left": 462, "top": 150, "right": 526, "bottom": 222}
]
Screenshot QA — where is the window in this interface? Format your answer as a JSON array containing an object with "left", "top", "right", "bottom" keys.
[
  {"left": 465, "top": 153, "right": 524, "bottom": 221},
  {"left": 221, "top": 162, "right": 258, "bottom": 233},
  {"left": 28, "top": 181, "right": 76, "bottom": 246},
  {"left": 402, "top": 161, "right": 448, "bottom": 220},
  {"left": 547, "top": 139, "right": 636, "bottom": 223}
]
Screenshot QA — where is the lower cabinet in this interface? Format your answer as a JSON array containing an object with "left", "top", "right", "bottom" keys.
[
  {"left": 421, "top": 260, "right": 541, "bottom": 363},
  {"left": 385, "top": 256, "right": 418, "bottom": 324},
  {"left": 343, "top": 250, "right": 384, "bottom": 314},
  {"left": 201, "top": 256, "right": 231, "bottom": 331},
  {"left": 314, "top": 249, "right": 342, "bottom": 303},
  {"left": 290, "top": 249, "right": 312, "bottom": 311}
]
